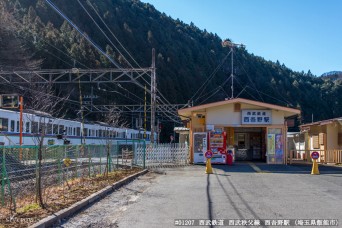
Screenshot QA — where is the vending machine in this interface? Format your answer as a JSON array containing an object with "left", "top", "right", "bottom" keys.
[
  {"left": 208, "top": 130, "right": 227, "bottom": 164},
  {"left": 193, "top": 132, "right": 207, "bottom": 164}
]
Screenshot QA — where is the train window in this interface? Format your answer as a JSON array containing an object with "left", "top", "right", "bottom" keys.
[
  {"left": 10, "top": 120, "right": 15, "bottom": 132},
  {"left": 76, "top": 127, "right": 80, "bottom": 136},
  {"left": 73, "top": 128, "right": 76, "bottom": 136},
  {"left": 32, "top": 122, "right": 39, "bottom": 133},
  {"left": 0, "top": 118, "right": 9, "bottom": 131},
  {"left": 25, "top": 122, "right": 30, "bottom": 133},
  {"left": 83, "top": 128, "right": 88, "bottom": 136},
  {"left": 47, "top": 124, "right": 53, "bottom": 134},
  {"left": 91, "top": 129, "right": 95, "bottom": 137},
  {"left": 17, "top": 121, "right": 19, "bottom": 132},
  {"left": 53, "top": 125, "right": 58, "bottom": 134},
  {"left": 40, "top": 123, "right": 46, "bottom": 133},
  {"left": 59, "top": 125, "right": 64, "bottom": 134}
]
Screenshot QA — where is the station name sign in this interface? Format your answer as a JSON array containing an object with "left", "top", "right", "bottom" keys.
[{"left": 241, "top": 110, "right": 272, "bottom": 125}]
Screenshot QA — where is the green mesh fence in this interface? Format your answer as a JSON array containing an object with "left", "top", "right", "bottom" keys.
[{"left": 0, "top": 140, "right": 146, "bottom": 210}]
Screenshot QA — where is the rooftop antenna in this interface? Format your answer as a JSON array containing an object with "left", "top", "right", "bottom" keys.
[{"left": 222, "top": 40, "right": 244, "bottom": 99}]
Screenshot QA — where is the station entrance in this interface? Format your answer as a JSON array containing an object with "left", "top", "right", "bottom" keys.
[{"left": 224, "top": 127, "right": 266, "bottom": 162}]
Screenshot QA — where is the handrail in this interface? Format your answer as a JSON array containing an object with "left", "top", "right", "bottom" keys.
[{"left": 288, "top": 149, "right": 342, "bottom": 164}]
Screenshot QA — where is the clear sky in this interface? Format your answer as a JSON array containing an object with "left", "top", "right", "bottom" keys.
[{"left": 140, "top": 0, "right": 342, "bottom": 76}]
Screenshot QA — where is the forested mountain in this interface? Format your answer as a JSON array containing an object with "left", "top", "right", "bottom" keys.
[
  {"left": 321, "top": 71, "right": 342, "bottom": 81},
  {"left": 0, "top": 0, "right": 341, "bottom": 131}
]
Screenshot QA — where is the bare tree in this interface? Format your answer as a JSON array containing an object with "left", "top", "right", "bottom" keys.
[
  {"left": 24, "top": 83, "right": 70, "bottom": 209},
  {"left": 103, "top": 107, "right": 128, "bottom": 177}
]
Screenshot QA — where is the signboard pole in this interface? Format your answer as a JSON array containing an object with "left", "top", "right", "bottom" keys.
[{"left": 19, "top": 96, "right": 23, "bottom": 160}]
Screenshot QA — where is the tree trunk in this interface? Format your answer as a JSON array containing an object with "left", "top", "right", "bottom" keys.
[{"left": 37, "top": 137, "right": 45, "bottom": 209}]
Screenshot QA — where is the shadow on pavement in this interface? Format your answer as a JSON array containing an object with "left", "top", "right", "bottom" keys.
[{"left": 203, "top": 162, "right": 342, "bottom": 175}]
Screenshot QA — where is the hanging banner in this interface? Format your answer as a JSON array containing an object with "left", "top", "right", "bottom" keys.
[
  {"left": 267, "top": 134, "right": 275, "bottom": 155},
  {"left": 241, "top": 110, "right": 272, "bottom": 125},
  {"left": 275, "top": 134, "right": 283, "bottom": 162}
]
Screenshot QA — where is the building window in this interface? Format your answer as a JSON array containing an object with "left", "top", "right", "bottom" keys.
[
  {"left": 319, "top": 133, "right": 325, "bottom": 145},
  {"left": 312, "top": 135, "right": 319, "bottom": 149},
  {"left": 338, "top": 133, "right": 342, "bottom": 146}
]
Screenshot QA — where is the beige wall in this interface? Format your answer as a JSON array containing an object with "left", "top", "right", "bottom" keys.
[
  {"left": 307, "top": 123, "right": 342, "bottom": 150},
  {"left": 205, "top": 103, "right": 286, "bottom": 126},
  {"left": 327, "top": 124, "right": 339, "bottom": 150}
]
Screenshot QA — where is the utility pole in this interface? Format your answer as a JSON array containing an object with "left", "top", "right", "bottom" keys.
[
  {"left": 230, "top": 45, "right": 234, "bottom": 99},
  {"left": 144, "top": 85, "right": 147, "bottom": 139},
  {"left": 157, "top": 118, "right": 160, "bottom": 144},
  {"left": 91, "top": 86, "right": 93, "bottom": 111},
  {"left": 150, "top": 48, "right": 156, "bottom": 144},
  {"left": 222, "top": 40, "right": 244, "bottom": 99}
]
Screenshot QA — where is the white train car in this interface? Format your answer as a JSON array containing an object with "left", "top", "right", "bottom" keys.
[{"left": 0, "top": 108, "right": 152, "bottom": 146}]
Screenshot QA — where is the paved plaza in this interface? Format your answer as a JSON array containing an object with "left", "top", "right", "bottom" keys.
[{"left": 60, "top": 163, "right": 342, "bottom": 227}]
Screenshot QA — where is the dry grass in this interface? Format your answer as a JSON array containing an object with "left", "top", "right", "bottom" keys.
[{"left": 0, "top": 168, "right": 142, "bottom": 228}]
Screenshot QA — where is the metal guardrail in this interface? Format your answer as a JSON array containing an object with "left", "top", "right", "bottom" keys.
[
  {"left": 134, "top": 143, "right": 189, "bottom": 168},
  {"left": 288, "top": 149, "right": 342, "bottom": 164}
]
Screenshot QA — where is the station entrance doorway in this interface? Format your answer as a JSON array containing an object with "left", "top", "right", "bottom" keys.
[{"left": 225, "top": 127, "right": 266, "bottom": 162}]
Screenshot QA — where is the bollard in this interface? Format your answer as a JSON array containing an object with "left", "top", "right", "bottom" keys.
[
  {"left": 205, "top": 151, "right": 213, "bottom": 174},
  {"left": 205, "top": 158, "right": 213, "bottom": 174},
  {"left": 310, "top": 151, "right": 320, "bottom": 175}
]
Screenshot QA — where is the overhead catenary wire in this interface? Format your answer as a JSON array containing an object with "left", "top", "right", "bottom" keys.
[
  {"left": 42, "top": 0, "right": 179, "bottom": 123},
  {"left": 233, "top": 76, "right": 259, "bottom": 101},
  {"left": 190, "top": 50, "right": 232, "bottom": 104},
  {"left": 98, "top": 83, "right": 145, "bottom": 103},
  {"left": 236, "top": 56, "right": 291, "bottom": 106},
  {"left": 236, "top": 57, "right": 264, "bottom": 102},
  {"left": 245, "top": 86, "right": 291, "bottom": 106},
  {"left": 77, "top": 0, "right": 133, "bottom": 68},
  {"left": 86, "top": 0, "right": 142, "bottom": 69},
  {"left": 196, "top": 74, "right": 232, "bottom": 104},
  {"left": 45, "top": 0, "right": 120, "bottom": 69},
  {"left": 195, "top": 75, "right": 232, "bottom": 103},
  {"left": 78, "top": 0, "right": 153, "bottom": 90}
]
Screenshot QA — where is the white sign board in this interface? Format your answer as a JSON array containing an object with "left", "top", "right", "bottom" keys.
[
  {"left": 241, "top": 110, "right": 272, "bottom": 125},
  {"left": 206, "top": 125, "right": 214, "bottom": 131}
]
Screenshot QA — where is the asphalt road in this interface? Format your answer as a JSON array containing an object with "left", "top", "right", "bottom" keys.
[{"left": 59, "top": 163, "right": 342, "bottom": 228}]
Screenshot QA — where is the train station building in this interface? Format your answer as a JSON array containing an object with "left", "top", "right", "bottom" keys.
[{"left": 177, "top": 98, "right": 300, "bottom": 164}]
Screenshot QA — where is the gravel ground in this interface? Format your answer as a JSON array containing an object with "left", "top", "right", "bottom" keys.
[{"left": 57, "top": 172, "right": 159, "bottom": 228}]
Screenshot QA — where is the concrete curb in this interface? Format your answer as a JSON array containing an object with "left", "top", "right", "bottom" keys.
[{"left": 29, "top": 169, "right": 148, "bottom": 228}]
